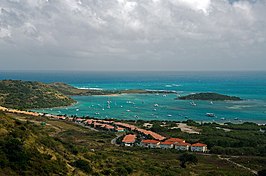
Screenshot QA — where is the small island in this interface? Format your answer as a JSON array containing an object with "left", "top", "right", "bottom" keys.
[{"left": 177, "top": 93, "right": 242, "bottom": 101}]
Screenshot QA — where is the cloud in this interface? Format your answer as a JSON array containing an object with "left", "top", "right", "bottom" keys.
[{"left": 0, "top": 0, "right": 266, "bottom": 71}]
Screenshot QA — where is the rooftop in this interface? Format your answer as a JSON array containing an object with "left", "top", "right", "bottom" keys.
[{"left": 122, "top": 134, "right": 136, "bottom": 143}]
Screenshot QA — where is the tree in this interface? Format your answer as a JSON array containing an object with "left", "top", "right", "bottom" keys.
[
  {"left": 258, "top": 169, "right": 266, "bottom": 176},
  {"left": 178, "top": 153, "right": 198, "bottom": 168}
]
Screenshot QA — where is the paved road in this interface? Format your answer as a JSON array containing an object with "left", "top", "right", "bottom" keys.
[{"left": 111, "top": 134, "right": 123, "bottom": 146}]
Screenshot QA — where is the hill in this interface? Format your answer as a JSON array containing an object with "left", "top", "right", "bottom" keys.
[
  {"left": 0, "top": 80, "right": 75, "bottom": 109},
  {"left": 0, "top": 111, "right": 257, "bottom": 176},
  {"left": 178, "top": 93, "right": 242, "bottom": 101}
]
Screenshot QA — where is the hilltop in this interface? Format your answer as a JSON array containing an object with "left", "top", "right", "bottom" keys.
[
  {"left": 0, "top": 80, "right": 75, "bottom": 109},
  {"left": 177, "top": 93, "right": 242, "bottom": 101}
]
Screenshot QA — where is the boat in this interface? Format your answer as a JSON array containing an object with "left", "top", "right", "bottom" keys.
[
  {"left": 126, "top": 109, "right": 131, "bottom": 112},
  {"left": 154, "top": 104, "right": 159, "bottom": 107},
  {"left": 206, "top": 113, "right": 215, "bottom": 117},
  {"left": 210, "top": 101, "right": 213, "bottom": 105},
  {"left": 190, "top": 101, "right": 197, "bottom": 106},
  {"left": 76, "top": 108, "right": 79, "bottom": 111},
  {"left": 153, "top": 109, "right": 157, "bottom": 111},
  {"left": 95, "top": 112, "right": 100, "bottom": 115},
  {"left": 163, "top": 94, "right": 167, "bottom": 97},
  {"left": 167, "top": 114, "right": 172, "bottom": 117}
]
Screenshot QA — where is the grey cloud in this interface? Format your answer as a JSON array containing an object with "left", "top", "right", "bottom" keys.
[{"left": 0, "top": 0, "right": 266, "bottom": 71}]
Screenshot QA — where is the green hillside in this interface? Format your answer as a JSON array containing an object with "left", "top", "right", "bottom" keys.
[
  {"left": 0, "top": 80, "right": 75, "bottom": 109},
  {"left": 0, "top": 111, "right": 260, "bottom": 176}
]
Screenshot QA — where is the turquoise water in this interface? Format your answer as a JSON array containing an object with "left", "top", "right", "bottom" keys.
[{"left": 1, "top": 71, "right": 265, "bottom": 123}]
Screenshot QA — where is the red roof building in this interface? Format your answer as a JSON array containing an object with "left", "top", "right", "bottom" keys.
[
  {"left": 165, "top": 138, "right": 185, "bottom": 143},
  {"left": 191, "top": 143, "right": 207, "bottom": 152},
  {"left": 140, "top": 139, "right": 160, "bottom": 148},
  {"left": 122, "top": 134, "right": 136, "bottom": 146}
]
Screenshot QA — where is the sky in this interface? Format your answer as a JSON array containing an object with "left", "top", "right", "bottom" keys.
[{"left": 0, "top": 0, "right": 265, "bottom": 71}]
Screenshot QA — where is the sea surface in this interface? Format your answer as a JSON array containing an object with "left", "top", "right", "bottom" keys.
[{"left": 1, "top": 71, "right": 266, "bottom": 123}]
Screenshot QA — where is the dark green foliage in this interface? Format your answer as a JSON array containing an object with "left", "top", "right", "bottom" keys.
[
  {"left": 72, "top": 159, "right": 93, "bottom": 173},
  {"left": 0, "top": 115, "right": 67, "bottom": 175},
  {"left": 257, "top": 169, "right": 266, "bottom": 176},
  {"left": 178, "top": 92, "right": 241, "bottom": 101},
  {"left": 179, "top": 153, "right": 198, "bottom": 168},
  {"left": 0, "top": 80, "right": 75, "bottom": 109}
]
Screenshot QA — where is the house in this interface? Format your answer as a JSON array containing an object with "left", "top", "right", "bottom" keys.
[
  {"left": 165, "top": 138, "right": 185, "bottom": 143},
  {"left": 174, "top": 142, "right": 191, "bottom": 151},
  {"left": 116, "top": 127, "right": 125, "bottom": 132},
  {"left": 104, "top": 125, "right": 115, "bottom": 131},
  {"left": 140, "top": 140, "right": 160, "bottom": 148},
  {"left": 75, "top": 118, "right": 84, "bottom": 123},
  {"left": 191, "top": 143, "right": 207, "bottom": 152},
  {"left": 159, "top": 141, "right": 175, "bottom": 149},
  {"left": 122, "top": 134, "right": 137, "bottom": 147}
]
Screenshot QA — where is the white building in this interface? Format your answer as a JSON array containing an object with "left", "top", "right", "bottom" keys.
[
  {"left": 159, "top": 141, "right": 175, "bottom": 149},
  {"left": 174, "top": 142, "right": 191, "bottom": 151},
  {"left": 191, "top": 143, "right": 207, "bottom": 152},
  {"left": 140, "top": 140, "right": 160, "bottom": 148}
]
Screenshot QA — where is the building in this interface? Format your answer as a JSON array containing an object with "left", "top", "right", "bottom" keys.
[
  {"left": 174, "top": 142, "right": 191, "bottom": 151},
  {"left": 122, "top": 134, "right": 137, "bottom": 147},
  {"left": 159, "top": 141, "right": 175, "bottom": 149},
  {"left": 140, "top": 140, "right": 160, "bottom": 148},
  {"left": 191, "top": 143, "right": 207, "bottom": 152},
  {"left": 116, "top": 127, "right": 125, "bottom": 132},
  {"left": 165, "top": 138, "right": 185, "bottom": 143}
]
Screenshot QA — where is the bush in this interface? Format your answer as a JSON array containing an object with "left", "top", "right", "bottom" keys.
[{"left": 73, "top": 159, "right": 93, "bottom": 173}]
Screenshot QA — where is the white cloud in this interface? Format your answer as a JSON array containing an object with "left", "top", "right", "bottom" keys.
[{"left": 0, "top": 0, "right": 266, "bottom": 71}]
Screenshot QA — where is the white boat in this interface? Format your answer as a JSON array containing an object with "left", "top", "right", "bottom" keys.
[
  {"left": 126, "top": 109, "right": 131, "bottom": 112},
  {"left": 190, "top": 101, "right": 197, "bottom": 106},
  {"left": 154, "top": 104, "right": 159, "bottom": 107},
  {"left": 206, "top": 113, "right": 215, "bottom": 117},
  {"left": 153, "top": 109, "right": 157, "bottom": 111},
  {"left": 95, "top": 112, "right": 100, "bottom": 115},
  {"left": 76, "top": 109, "right": 79, "bottom": 111},
  {"left": 210, "top": 101, "right": 213, "bottom": 105},
  {"left": 167, "top": 114, "right": 172, "bottom": 117}
]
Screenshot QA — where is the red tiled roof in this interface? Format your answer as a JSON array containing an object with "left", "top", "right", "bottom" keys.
[
  {"left": 105, "top": 125, "right": 115, "bottom": 129},
  {"left": 115, "top": 122, "right": 165, "bottom": 141},
  {"left": 175, "top": 142, "right": 191, "bottom": 146},
  {"left": 165, "top": 138, "right": 185, "bottom": 143},
  {"left": 192, "top": 143, "right": 207, "bottom": 147},
  {"left": 116, "top": 127, "right": 124, "bottom": 131},
  {"left": 160, "top": 141, "right": 175, "bottom": 145},
  {"left": 122, "top": 134, "right": 136, "bottom": 143},
  {"left": 141, "top": 139, "right": 160, "bottom": 144}
]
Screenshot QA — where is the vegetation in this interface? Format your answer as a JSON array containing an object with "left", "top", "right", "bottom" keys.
[
  {"left": 178, "top": 93, "right": 242, "bottom": 101},
  {"left": 0, "top": 80, "right": 75, "bottom": 109},
  {"left": 178, "top": 153, "right": 198, "bottom": 168},
  {"left": 0, "top": 112, "right": 257, "bottom": 175},
  {"left": 50, "top": 82, "right": 176, "bottom": 96}
]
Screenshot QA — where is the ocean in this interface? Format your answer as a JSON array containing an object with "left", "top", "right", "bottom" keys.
[{"left": 1, "top": 71, "right": 266, "bottom": 123}]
